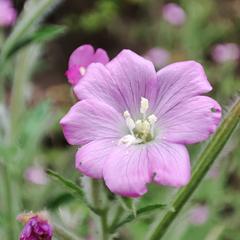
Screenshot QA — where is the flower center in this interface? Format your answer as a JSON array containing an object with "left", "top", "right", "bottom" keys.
[{"left": 119, "top": 97, "right": 157, "bottom": 146}]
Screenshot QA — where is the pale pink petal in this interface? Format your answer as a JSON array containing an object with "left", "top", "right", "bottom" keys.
[
  {"left": 148, "top": 141, "right": 191, "bottom": 187},
  {"left": 74, "top": 50, "right": 157, "bottom": 116},
  {"left": 154, "top": 61, "right": 212, "bottom": 117},
  {"left": 159, "top": 96, "right": 221, "bottom": 144},
  {"left": 103, "top": 145, "right": 151, "bottom": 197},
  {"left": 76, "top": 140, "right": 115, "bottom": 179},
  {"left": 60, "top": 99, "right": 126, "bottom": 145}
]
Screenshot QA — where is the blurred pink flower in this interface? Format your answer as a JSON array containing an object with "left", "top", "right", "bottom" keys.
[
  {"left": 61, "top": 50, "right": 221, "bottom": 197},
  {"left": 188, "top": 205, "right": 209, "bottom": 225},
  {"left": 144, "top": 48, "right": 170, "bottom": 69},
  {"left": 25, "top": 166, "right": 48, "bottom": 185},
  {"left": 211, "top": 43, "right": 240, "bottom": 63},
  {"left": 0, "top": 0, "right": 16, "bottom": 27},
  {"left": 162, "top": 3, "right": 186, "bottom": 26},
  {"left": 18, "top": 212, "right": 52, "bottom": 240},
  {"left": 65, "top": 44, "right": 109, "bottom": 86}
]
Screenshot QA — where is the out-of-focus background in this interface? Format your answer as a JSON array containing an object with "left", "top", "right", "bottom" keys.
[{"left": 1, "top": 0, "right": 240, "bottom": 239}]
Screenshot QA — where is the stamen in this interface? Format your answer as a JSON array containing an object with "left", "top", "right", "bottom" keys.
[
  {"left": 121, "top": 98, "right": 157, "bottom": 146},
  {"left": 119, "top": 135, "right": 143, "bottom": 146},
  {"left": 79, "top": 66, "right": 86, "bottom": 75},
  {"left": 124, "top": 111, "right": 135, "bottom": 135},
  {"left": 148, "top": 114, "right": 157, "bottom": 136},
  {"left": 123, "top": 111, "right": 131, "bottom": 118},
  {"left": 148, "top": 114, "right": 157, "bottom": 124},
  {"left": 140, "top": 97, "right": 149, "bottom": 119}
]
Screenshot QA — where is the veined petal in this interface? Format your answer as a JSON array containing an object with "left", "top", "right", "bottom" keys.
[
  {"left": 103, "top": 145, "right": 151, "bottom": 197},
  {"left": 148, "top": 141, "right": 191, "bottom": 187},
  {"left": 74, "top": 50, "right": 157, "bottom": 116},
  {"left": 159, "top": 96, "right": 221, "bottom": 144},
  {"left": 60, "top": 99, "right": 126, "bottom": 145},
  {"left": 76, "top": 140, "right": 115, "bottom": 179},
  {"left": 153, "top": 61, "right": 212, "bottom": 117}
]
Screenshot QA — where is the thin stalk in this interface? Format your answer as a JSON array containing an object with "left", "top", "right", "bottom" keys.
[
  {"left": 147, "top": 98, "right": 240, "bottom": 240},
  {"left": 110, "top": 204, "right": 124, "bottom": 230},
  {"left": 89, "top": 180, "right": 109, "bottom": 240},
  {"left": 54, "top": 223, "right": 83, "bottom": 240},
  {"left": 10, "top": 45, "right": 40, "bottom": 138},
  {"left": 99, "top": 210, "right": 108, "bottom": 240},
  {"left": 2, "top": 164, "right": 17, "bottom": 240}
]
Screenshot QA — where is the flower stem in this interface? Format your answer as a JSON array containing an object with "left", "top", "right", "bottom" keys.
[
  {"left": 147, "top": 98, "right": 240, "bottom": 240},
  {"left": 99, "top": 210, "right": 108, "bottom": 240},
  {"left": 89, "top": 180, "right": 109, "bottom": 240},
  {"left": 54, "top": 223, "right": 83, "bottom": 240},
  {"left": 2, "top": 164, "right": 17, "bottom": 240}
]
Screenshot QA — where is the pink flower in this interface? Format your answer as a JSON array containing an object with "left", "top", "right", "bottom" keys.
[
  {"left": 188, "top": 205, "right": 209, "bottom": 225},
  {"left": 24, "top": 166, "right": 48, "bottom": 185},
  {"left": 162, "top": 3, "right": 186, "bottom": 26},
  {"left": 211, "top": 43, "right": 240, "bottom": 63},
  {"left": 65, "top": 44, "right": 109, "bottom": 86},
  {"left": 0, "top": 0, "right": 16, "bottom": 27},
  {"left": 60, "top": 50, "right": 221, "bottom": 198},
  {"left": 144, "top": 48, "right": 170, "bottom": 69}
]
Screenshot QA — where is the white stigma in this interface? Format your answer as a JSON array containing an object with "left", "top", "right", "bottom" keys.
[
  {"left": 119, "top": 97, "right": 158, "bottom": 146},
  {"left": 79, "top": 66, "right": 86, "bottom": 76}
]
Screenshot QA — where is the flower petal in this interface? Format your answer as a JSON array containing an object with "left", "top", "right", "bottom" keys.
[
  {"left": 74, "top": 50, "right": 157, "bottom": 116},
  {"left": 94, "top": 48, "right": 109, "bottom": 63},
  {"left": 103, "top": 145, "right": 151, "bottom": 197},
  {"left": 66, "top": 45, "right": 109, "bottom": 85},
  {"left": 60, "top": 99, "right": 126, "bottom": 145},
  {"left": 76, "top": 140, "right": 115, "bottom": 179},
  {"left": 148, "top": 141, "right": 191, "bottom": 187},
  {"left": 153, "top": 61, "right": 212, "bottom": 117},
  {"left": 68, "top": 44, "right": 94, "bottom": 68},
  {"left": 159, "top": 96, "right": 221, "bottom": 144}
]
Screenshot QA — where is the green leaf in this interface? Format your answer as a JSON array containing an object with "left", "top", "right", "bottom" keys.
[
  {"left": 0, "top": 0, "right": 63, "bottom": 71},
  {"left": 47, "top": 169, "right": 101, "bottom": 215},
  {"left": 7, "top": 25, "right": 66, "bottom": 58},
  {"left": 47, "top": 169, "right": 85, "bottom": 199},
  {"left": 109, "top": 204, "right": 166, "bottom": 232}
]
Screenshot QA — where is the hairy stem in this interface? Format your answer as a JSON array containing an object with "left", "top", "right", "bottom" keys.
[
  {"left": 89, "top": 180, "right": 109, "bottom": 240},
  {"left": 147, "top": 98, "right": 240, "bottom": 240}
]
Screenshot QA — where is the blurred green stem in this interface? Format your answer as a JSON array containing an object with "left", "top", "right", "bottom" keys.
[
  {"left": 147, "top": 98, "right": 240, "bottom": 240},
  {"left": 54, "top": 223, "right": 83, "bottom": 240},
  {"left": 10, "top": 45, "right": 40, "bottom": 138},
  {"left": 2, "top": 164, "right": 17, "bottom": 240},
  {"left": 89, "top": 180, "right": 109, "bottom": 240}
]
